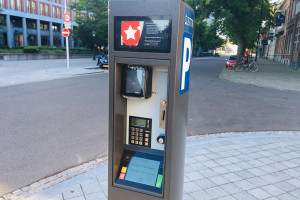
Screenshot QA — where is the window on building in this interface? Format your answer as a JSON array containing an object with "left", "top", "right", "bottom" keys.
[
  {"left": 0, "top": 14, "right": 5, "bottom": 25},
  {"left": 0, "top": 32, "right": 7, "bottom": 46},
  {"left": 28, "top": 35, "right": 37, "bottom": 46},
  {"left": 0, "top": 0, "right": 4, "bottom": 8},
  {"left": 11, "top": 0, "right": 15, "bottom": 10},
  {"left": 40, "top": 3, "right": 44, "bottom": 15},
  {"left": 26, "top": 0, "right": 30, "bottom": 12},
  {"left": 27, "top": 19, "right": 36, "bottom": 29},
  {"left": 57, "top": 7, "right": 61, "bottom": 18},
  {"left": 52, "top": 23, "right": 60, "bottom": 32},
  {"left": 41, "top": 36, "right": 49, "bottom": 46},
  {"left": 53, "top": 36, "right": 61, "bottom": 47},
  {"left": 40, "top": 21, "right": 49, "bottom": 31},
  {"left": 45, "top": 4, "right": 49, "bottom": 16},
  {"left": 16, "top": 0, "right": 21, "bottom": 11},
  {"left": 286, "top": 32, "right": 293, "bottom": 54},
  {"left": 11, "top": 17, "right": 22, "bottom": 27},
  {"left": 32, "top": 1, "right": 36, "bottom": 14},
  {"left": 294, "top": 26, "right": 300, "bottom": 52},
  {"left": 52, "top": 6, "right": 56, "bottom": 18}
]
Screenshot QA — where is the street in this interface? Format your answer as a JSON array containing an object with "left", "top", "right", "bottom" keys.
[{"left": 1, "top": 57, "right": 300, "bottom": 196}]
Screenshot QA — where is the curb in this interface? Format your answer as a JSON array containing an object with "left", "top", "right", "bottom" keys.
[{"left": 2, "top": 131, "right": 300, "bottom": 200}]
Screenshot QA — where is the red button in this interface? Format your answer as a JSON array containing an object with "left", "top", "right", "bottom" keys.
[{"left": 119, "top": 173, "right": 126, "bottom": 180}]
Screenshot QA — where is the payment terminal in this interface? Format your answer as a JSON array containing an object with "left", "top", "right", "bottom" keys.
[{"left": 108, "top": 0, "right": 194, "bottom": 199}]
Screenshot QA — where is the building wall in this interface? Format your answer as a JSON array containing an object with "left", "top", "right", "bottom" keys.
[
  {"left": 274, "top": 0, "right": 300, "bottom": 65},
  {"left": 0, "top": 0, "right": 78, "bottom": 47},
  {"left": 274, "top": 0, "right": 292, "bottom": 64},
  {"left": 285, "top": 0, "right": 300, "bottom": 65}
]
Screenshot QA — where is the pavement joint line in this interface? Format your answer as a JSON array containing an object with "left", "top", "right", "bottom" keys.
[{"left": 1, "top": 130, "right": 300, "bottom": 200}]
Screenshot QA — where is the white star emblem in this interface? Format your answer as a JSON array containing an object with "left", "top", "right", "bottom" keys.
[{"left": 124, "top": 25, "right": 137, "bottom": 40}]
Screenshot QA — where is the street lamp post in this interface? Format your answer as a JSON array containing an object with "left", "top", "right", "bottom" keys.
[{"left": 92, "top": 31, "right": 96, "bottom": 60}]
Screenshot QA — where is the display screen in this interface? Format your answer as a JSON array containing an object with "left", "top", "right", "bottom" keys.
[
  {"left": 132, "top": 118, "right": 146, "bottom": 127},
  {"left": 125, "top": 157, "right": 160, "bottom": 187},
  {"left": 115, "top": 16, "right": 172, "bottom": 53},
  {"left": 125, "top": 66, "right": 145, "bottom": 95},
  {"left": 115, "top": 150, "right": 164, "bottom": 194}
]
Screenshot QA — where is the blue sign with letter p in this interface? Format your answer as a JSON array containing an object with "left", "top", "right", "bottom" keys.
[
  {"left": 180, "top": 7, "right": 194, "bottom": 95},
  {"left": 180, "top": 32, "right": 193, "bottom": 95}
]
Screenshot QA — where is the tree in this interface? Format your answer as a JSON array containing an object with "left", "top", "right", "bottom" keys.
[
  {"left": 200, "top": 22, "right": 225, "bottom": 51},
  {"left": 201, "top": 0, "right": 274, "bottom": 62},
  {"left": 184, "top": 0, "right": 224, "bottom": 52},
  {"left": 71, "top": 0, "right": 108, "bottom": 49}
]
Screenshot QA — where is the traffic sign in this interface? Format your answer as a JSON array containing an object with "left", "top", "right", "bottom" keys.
[
  {"left": 62, "top": 28, "right": 70, "bottom": 37},
  {"left": 64, "top": 13, "right": 71, "bottom": 22},
  {"left": 64, "top": 22, "right": 71, "bottom": 29}
]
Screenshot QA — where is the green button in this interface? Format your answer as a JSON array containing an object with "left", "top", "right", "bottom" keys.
[{"left": 156, "top": 174, "right": 163, "bottom": 188}]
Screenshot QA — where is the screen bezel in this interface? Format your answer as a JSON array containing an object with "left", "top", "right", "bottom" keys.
[
  {"left": 115, "top": 148, "right": 164, "bottom": 195},
  {"left": 122, "top": 65, "right": 151, "bottom": 99},
  {"left": 114, "top": 16, "right": 172, "bottom": 53}
]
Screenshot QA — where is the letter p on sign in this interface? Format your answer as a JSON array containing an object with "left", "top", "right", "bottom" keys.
[{"left": 180, "top": 32, "right": 193, "bottom": 95}]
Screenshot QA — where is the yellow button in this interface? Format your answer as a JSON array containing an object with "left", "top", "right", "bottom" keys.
[{"left": 121, "top": 167, "right": 127, "bottom": 173}]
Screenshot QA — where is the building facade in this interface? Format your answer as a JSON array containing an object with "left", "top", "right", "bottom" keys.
[
  {"left": 270, "top": 0, "right": 300, "bottom": 65},
  {"left": 285, "top": 0, "right": 300, "bottom": 65},
  {"left": 273, "top": 0, "right": 291, "bottom": 64},
  {"left": 0, "top": 0, "right": 78, "bottom": 47}
]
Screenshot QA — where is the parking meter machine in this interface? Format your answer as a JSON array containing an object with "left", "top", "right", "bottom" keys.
[{"left": 108, "top": 0, "right": 194, "bottom": 199}]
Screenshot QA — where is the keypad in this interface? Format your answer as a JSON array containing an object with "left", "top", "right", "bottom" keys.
[{"left": 129, "top": 117, "right": 151, "bottom": 148}]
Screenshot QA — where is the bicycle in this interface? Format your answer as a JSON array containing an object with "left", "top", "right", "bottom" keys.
[{"left": 234, "top": 58, "right": 258, "bottom": 72}]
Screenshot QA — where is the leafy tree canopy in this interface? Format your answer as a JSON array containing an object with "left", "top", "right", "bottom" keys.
[
  {"left": 184, "top": 0, "right": 225, "bottom": 51},
  {"left": 71, "top": 0, "right": 108, "bottom": 49},
  {"left": 185, "top": 0, "right": 274, "bottom": 61}
]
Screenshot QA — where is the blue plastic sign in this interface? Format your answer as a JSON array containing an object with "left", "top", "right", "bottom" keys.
[{"left": 180, "top": 7, "right": 194, "bottom": 95}]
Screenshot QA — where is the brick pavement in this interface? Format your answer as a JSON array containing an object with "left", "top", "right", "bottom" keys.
[
  {"left": 220, "top": 58, "right": 300, "bottom": 93},
  {"left": 5, "top": 132, "right": 299, "bottom": 200}
]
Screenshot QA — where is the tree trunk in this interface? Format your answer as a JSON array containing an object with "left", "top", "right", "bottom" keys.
[{"left": 237, "top": 36, "right": 245, "bottom": 63}]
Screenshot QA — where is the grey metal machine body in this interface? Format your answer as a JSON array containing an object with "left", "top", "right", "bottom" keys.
[{"left": 108, "top": 0, "right": 194, "bottom": 199}]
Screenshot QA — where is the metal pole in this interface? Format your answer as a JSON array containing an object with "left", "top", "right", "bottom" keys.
[
  {"left": 93, "top": 37, "right": 95, "bottom": 60},
  {"left": 64, "top": 0, "right": 70, "bottom": 69},
  {"left": 255, "top": 0, "right": 264, "bottom": 62}
]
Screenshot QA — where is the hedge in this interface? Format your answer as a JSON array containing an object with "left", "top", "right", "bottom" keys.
[
  {"left": 23, "top": 46, "right": 40, "bottom": 53},
  {"left": 22, "top": 46, "right": 91, "bottom": 54}
]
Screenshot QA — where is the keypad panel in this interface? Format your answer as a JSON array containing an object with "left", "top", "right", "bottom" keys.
[{"left": 129, "top": 117, "right": 151, "bottom": 148}]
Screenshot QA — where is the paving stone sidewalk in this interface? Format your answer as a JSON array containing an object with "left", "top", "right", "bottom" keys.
[
  {"left": 0, "top": 59, "right": 107, "bottom": 87},
  {"left": 7, "top": 132, "right": 299, "bottom": 200},
  {"left": 220, "top": 59, "right": 300, "bottom": 93}
]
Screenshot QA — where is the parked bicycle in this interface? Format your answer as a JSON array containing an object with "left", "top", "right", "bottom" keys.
[{"left": 234, "top": 58, "right": 258, "bottom": 72}]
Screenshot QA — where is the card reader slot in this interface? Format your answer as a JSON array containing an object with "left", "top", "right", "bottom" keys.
[{"left": 159, "top": 99, "right": 167, "bottom": 129}]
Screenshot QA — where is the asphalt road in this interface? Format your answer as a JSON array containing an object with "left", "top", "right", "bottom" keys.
[
  {"left": 188, "top": 57, "right": 300, "bottom": 135},
  {"left": 1, "top": 57, "right": 300, "bottom": 196}
]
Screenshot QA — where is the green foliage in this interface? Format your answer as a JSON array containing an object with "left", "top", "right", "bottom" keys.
[
  {"left": 184, "top": 1, "right": 225, "bottom": 51},
  {"left": 22, "top": 46, "right": 91, "bottom": 54},
  {"left": 0, "top": 48, "right": 23, "bottom": 53},
  {"left": 185, "top": 0, "right": 274, "bottom": 61},
  {"left": 201, "top": 22, "right": 225, "bottom": 51},
  {"left": 23, "top": 46, "right": 40, "bottom": 53},
  {"left": 203, "top": 0, "right": 274, "bottom": 61},
  {"left": 71, "top": 0, "right": 108, "bottom": 49}
]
